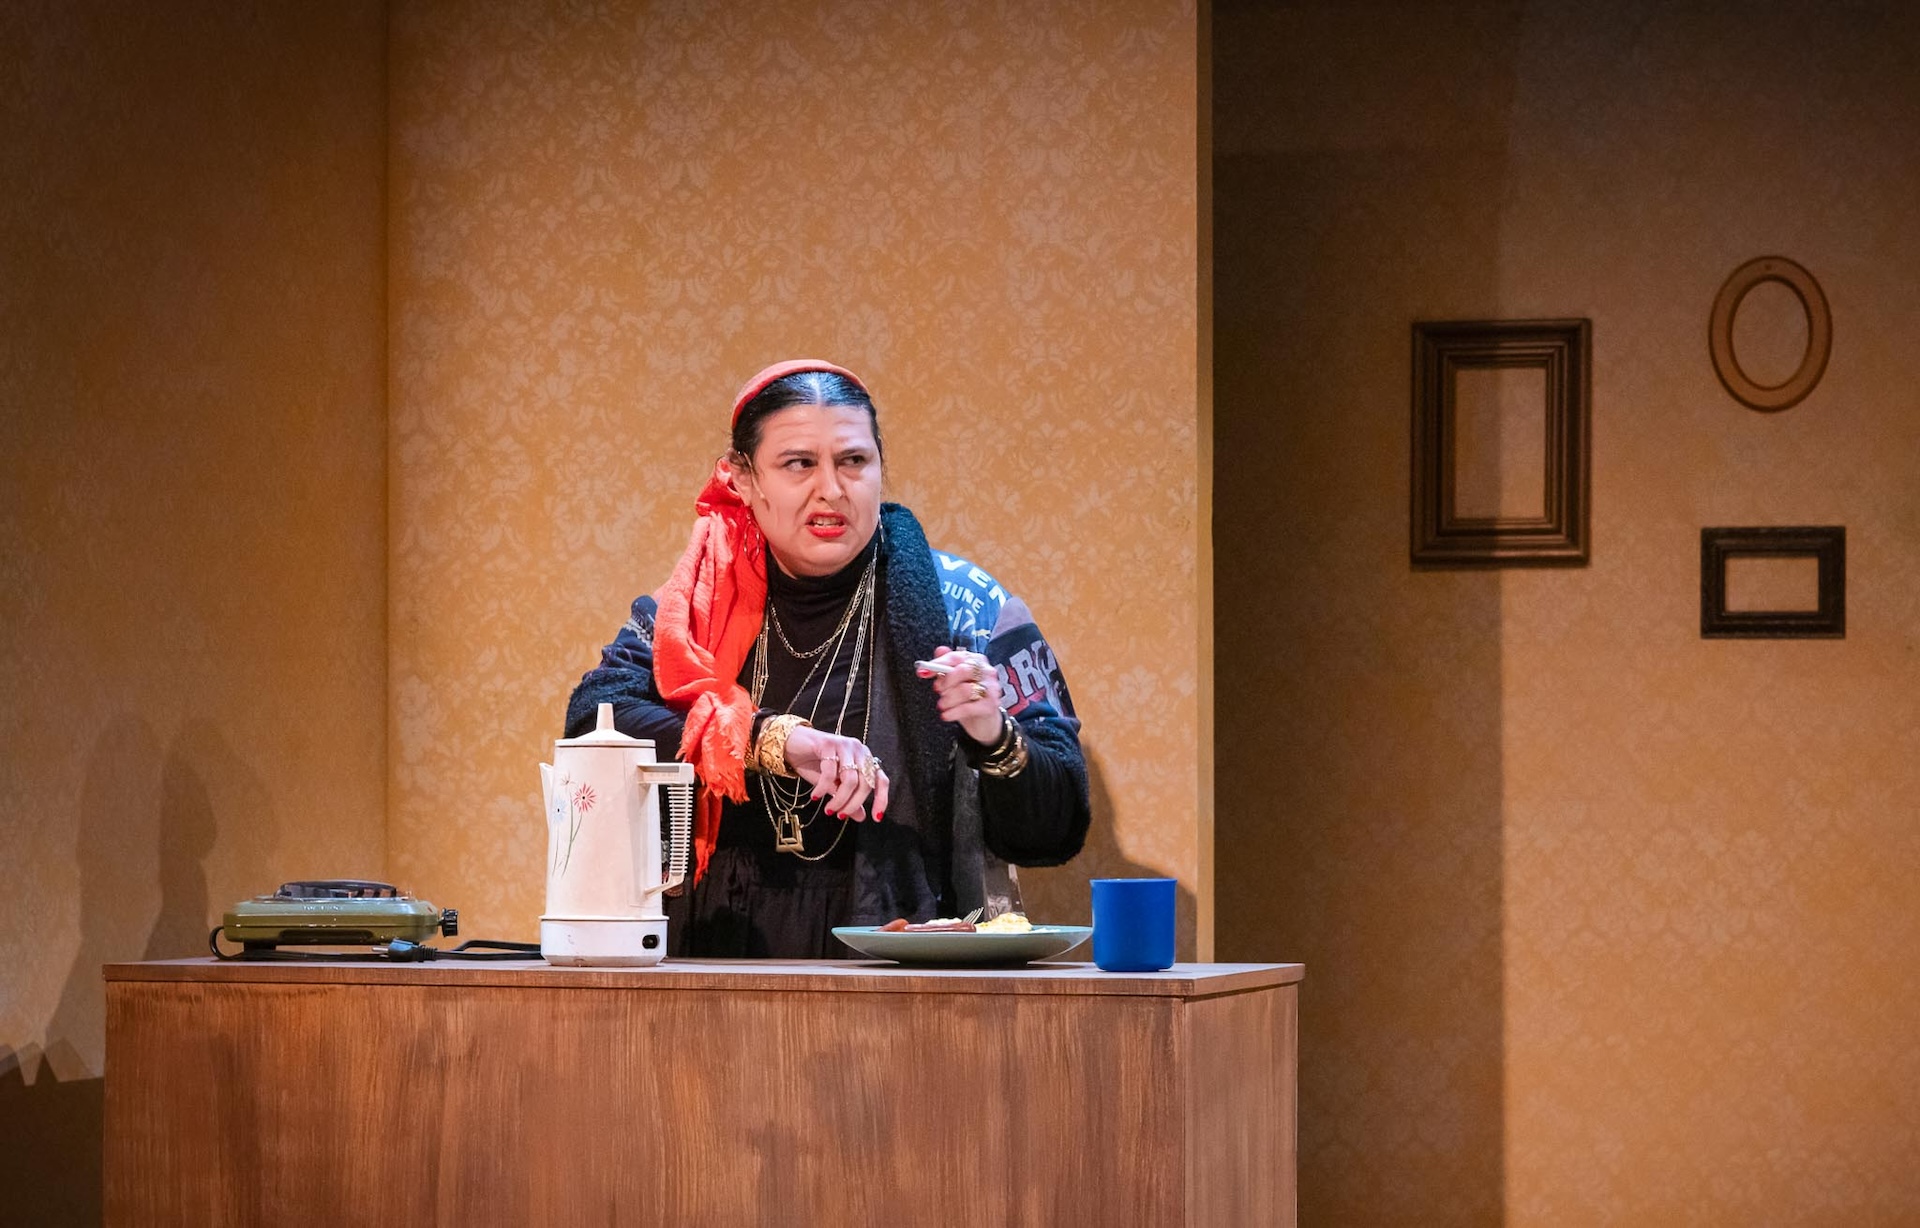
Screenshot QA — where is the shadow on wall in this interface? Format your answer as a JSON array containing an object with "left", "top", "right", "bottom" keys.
[
  {"left": 0, "top": 1046, "right": 103, "bottom": 1228},
  {"left": 1214, "top": 138, "right": 1512, "bottom": 1223},
  {"left": 18, "top": 716, "right": 233, "bottom": 1227},
  {"left": 141, "top": 726, "right": 224, "bottom": 962},
  {"left": 1018, "top": 749, "right": 1198, "bottom": 958},
  {"left": 1211, "top": 2, "right": 1525, "bottom": 1215}
]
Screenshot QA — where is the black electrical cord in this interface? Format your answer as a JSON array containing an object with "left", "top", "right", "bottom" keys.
[
  {"left": 384, "top": 938, "right": 544, "bottom": 962},
  {"left": 209, "top": 926, "right": 542, "bottom": 962}
]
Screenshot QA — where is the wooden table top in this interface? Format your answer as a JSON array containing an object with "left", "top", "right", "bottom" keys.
[{"left": 106, "top": 957, "right": 1303, "bottom": 998}]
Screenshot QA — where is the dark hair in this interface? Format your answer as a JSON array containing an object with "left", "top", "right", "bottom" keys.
[{"left": 730, "top": 371, "right": 884, "bottom": 466}]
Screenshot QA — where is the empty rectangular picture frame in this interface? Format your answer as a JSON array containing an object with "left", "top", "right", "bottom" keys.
[
  {"left": 1411, "top": 318, "right": 1591, "bottom": 567},
  {"left": 1700, "top": 526, "right": 1846, "bottom": 638}
]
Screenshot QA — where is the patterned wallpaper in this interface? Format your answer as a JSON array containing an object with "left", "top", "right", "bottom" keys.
[
  {"left": 387, "top": 1, "right": 1204, "bottom": 946},
  {"left": 0, "top": 0, "right": 388, "bottom": 1090},
  {"left": 1218, "top": 1, "right": 1920, "bottom": 1223}
]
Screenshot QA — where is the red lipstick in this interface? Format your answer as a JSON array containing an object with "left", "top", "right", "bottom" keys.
[{"left": 806, "top": 514, "right": 847, "bottom": 539}]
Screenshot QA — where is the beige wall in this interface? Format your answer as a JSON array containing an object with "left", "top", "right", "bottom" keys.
[
  {"left": 0, "top": 0, "right": 387, "bottom": 1217},
  {"left": 386, "top": 0, "right": 1207, "bottom": 949},
  {"left": 1217, "top": 1, "right": 1920, "bottom": 1223}
]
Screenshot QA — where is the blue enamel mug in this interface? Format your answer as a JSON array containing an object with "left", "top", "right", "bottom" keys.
[{"left": 1090, "top": 877, "right": 1176, "bottom": 972}]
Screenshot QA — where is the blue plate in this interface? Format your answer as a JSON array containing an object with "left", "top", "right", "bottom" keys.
[{"left": 832, "top": 925, "right": 1092, "bottom": 965}]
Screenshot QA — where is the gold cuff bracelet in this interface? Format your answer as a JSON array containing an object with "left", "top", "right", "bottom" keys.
[{"left": 753, "top": 714, "right": 809, "bottom": 778}]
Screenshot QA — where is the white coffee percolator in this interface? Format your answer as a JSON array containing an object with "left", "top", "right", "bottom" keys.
[{"left": 539, "top": 702, "right": 695, "bottom": 966}]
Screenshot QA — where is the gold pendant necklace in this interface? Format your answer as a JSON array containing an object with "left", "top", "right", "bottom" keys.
[{"left": 752, "top": 546, "right": 880, "bottom": 858}]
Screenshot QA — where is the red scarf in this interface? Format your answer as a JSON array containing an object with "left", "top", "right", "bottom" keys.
[{"left": 650, "top": 461, "right": 767, "bottom": 885}]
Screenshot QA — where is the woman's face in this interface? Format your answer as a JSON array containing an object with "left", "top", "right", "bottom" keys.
[{"left": 735, "top": 403, "right": 883, "bottom": 578}]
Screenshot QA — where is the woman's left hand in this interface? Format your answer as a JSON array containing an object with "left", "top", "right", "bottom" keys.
[{"left": 918, "top": 645, "right": 1006, "bottom": 746}]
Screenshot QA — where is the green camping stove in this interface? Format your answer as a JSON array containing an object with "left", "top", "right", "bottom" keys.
[{"left": 220, "top": 880, "right": 457, "bottom": 950}]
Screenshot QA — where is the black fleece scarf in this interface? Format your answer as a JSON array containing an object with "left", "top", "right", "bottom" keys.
[{"left": 845, "top": 503, "right": 965, "bottom": 920}]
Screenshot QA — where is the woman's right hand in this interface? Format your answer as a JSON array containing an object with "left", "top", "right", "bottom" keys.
[{"left": 780, "top": 726, "right": 889, "bottom": 822}]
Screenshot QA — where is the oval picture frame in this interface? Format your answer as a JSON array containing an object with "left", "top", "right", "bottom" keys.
[{"left": 1708, "top": 255, "right": 1831, "bottom": 412}]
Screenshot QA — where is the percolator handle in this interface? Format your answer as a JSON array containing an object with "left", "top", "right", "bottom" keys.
[
  {"left": 663, "top": 783, "right": 693, "bottom": 890},
  {"left": 636, "top": 763, "right": 697, "bottom": 892}
]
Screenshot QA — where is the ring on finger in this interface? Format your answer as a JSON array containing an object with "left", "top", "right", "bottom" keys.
[
  {"left": 860, "top": 757, "right": 879, "bottom": 787},
  {"left": 969, "top": 681, "right": 988, "bottom": 701}
]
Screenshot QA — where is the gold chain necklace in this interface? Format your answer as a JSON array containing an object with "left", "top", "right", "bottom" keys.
[
  {"left": 767, "top": 595, "right": 860, "bottom": 661},
  {"left": 751, "top": 546, "right": 879, "bottom": 859},
  {"left": 749, "top": 543, "right": 877, "bottom": 710}
]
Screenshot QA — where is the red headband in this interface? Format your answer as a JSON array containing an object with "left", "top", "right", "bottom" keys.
[{"left": 730, "top": 359, "right": 868, "bottom": 426}]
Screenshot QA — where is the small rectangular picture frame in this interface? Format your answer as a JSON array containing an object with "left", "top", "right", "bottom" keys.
[
  {"left": 1410, "top": 318, "right": 1591, "bottom": 567},
  {"left": 1700, "top": 525, "right": 1846, "bottom": 639}
]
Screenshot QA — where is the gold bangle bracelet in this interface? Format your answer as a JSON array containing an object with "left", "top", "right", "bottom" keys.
[
  {"left": 754, "top": 714, "right": 809, "bottom": 778},
  {"left": 979, "top": 711, "right": 1017, "bottom": 759},
  {"left": 978, "top": 718, "right": 1029, "bottom": 778}
]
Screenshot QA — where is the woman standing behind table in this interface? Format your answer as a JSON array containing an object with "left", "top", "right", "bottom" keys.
[{"left": 563, "top": 359, "right": 1091, "bottom": 958}]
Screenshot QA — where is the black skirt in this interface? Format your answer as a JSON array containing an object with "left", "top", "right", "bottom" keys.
[{"left": 663, "top": 821, "right": 860, "bottom": 959}]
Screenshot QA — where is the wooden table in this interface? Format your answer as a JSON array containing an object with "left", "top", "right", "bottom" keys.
[{"left": 105, "top": 958, "right": 1301, "bottom": 1226}]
